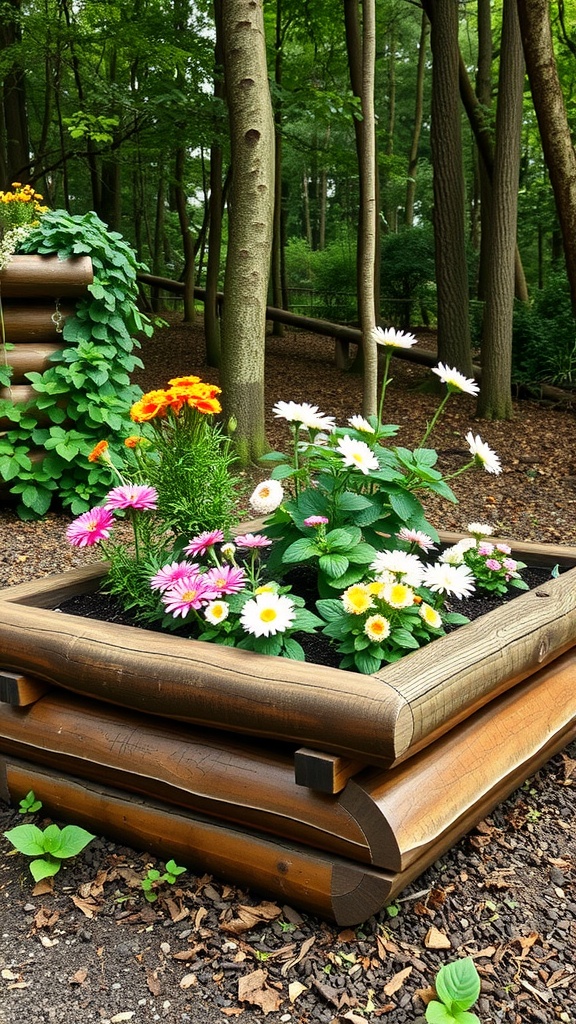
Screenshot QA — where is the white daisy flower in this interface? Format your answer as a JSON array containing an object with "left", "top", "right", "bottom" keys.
[
  {"left": 465, "top": 432, "right": 502, "bottom": 475},
  {"left": 419, "top": 603, "right": 443, "bottom": 629},
  {"left": 342, "top": 584, "right": 374, "bottom": 615},
  {"left": 336, "top": 435, "right": 379, "bottom": 474},
  {"left": 371, "top": 326, "right": 418, "bottom": 349},
  {"left": 370, "top": 550, "right": 425, "bottom": 588},
  {"left": 272, "top": 400, "right": 335, "bottom": 431},
  {"left": 204, "top": 600, "right": 230, "bottom": 625},
  {"left": 348, "top": 414, "right": 375, "bottom": 434},
  {"left": 467, "top": 522, "right": 494, "bottom": 537},
  {"left": 396, "top": 527, "right": 436, "bottom": 552},
  {"left": 240, "top": 592, "right": 296, "bottom": 637},
  {"left": 364, "top": 614, "right": 391, "bottom": 643},
  {"left": 249, "top": 479, "right": 284, "bottom": 515},
  {"left": 432, "top": 362, "right": 479, "bottom": 396},
  {"left": 440, "top": 538, "right": 476, "bottom": 565},
  {"left": 381, "top": 582, "right": 414, "bottom": 609},
  {"left": 421, "top": 562, "right": 476, "bottom": 599}
]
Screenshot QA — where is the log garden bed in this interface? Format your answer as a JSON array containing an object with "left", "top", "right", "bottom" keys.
[{"left": 0, "top": 535, "right": 575, "bottom": 925}]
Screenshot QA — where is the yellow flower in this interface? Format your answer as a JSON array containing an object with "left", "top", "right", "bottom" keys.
[
  {"left": 381, "top": 582, "right": 414, "bottom": 609},
  {"left": 419, "top": 603, "right": 443, "bottom": 630},
  {"left": 364, "top": 614, "right": 391, "bottom": 643},
  {"left": 342, "top": 584, "right": 374, "bottom": 615}
]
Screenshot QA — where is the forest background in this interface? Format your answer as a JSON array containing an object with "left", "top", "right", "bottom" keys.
[{"left": 2, "top": 0, "right": 576, "bottom": 462}]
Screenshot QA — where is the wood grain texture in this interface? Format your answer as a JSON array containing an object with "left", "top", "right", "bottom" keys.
[
  {"left": 342, "top": 648, "right": 576, "bottom": 871},
  {"left": 0, "top": 255, "right": 93, "bottom": 296},
  {"left": 7, "top": 343, "right": 64, "bottom": 381},
  {"left": 1, "top": 305, "right": 74, "bottom": 345},
  {"left": 0, "top": 671, "right": 51, "bottom": 706},
  {"left": 0, "top": 563, "right": 109, "bottom": 606},
  {"left": 0, "top": 690, "right": 370, "bottom": 862},
  {"left": 0, "top": 757, "right": 395, "bottom": 924}
]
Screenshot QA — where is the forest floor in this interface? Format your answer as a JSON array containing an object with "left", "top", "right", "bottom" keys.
[{"left": 0, "top": 317, "right": 575, "bottom": 1024}]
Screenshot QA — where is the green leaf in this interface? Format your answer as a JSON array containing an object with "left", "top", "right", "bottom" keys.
[
  {"left": 316, "top": 599, "right": 344, "bottom": 622},
  {"left": 435, "top": 958, "right": 481, "bottom": 1013},
  {"left": 389, "top": 489, "right": 425, "bottom": 523},
  {"left": 318, "top": 553, "right": 349, "bottom": 578},
  {"left": 282, "top": 538, "right": 320, "bottom": 563},
  {"left": 30, "top": 857, "right": 62, "bottom": 882},
  {"left": 4, "top": 824, "right": 46, "bottom": 857},
  {"left": 425, "top": 1002, "right": 457, "bottom": 1024},
  {"left": 50, "top": 824, "right": 95, "bottom": 859},
  {"left": 325, "top": 526, "right": 361, "bottom": 549}
]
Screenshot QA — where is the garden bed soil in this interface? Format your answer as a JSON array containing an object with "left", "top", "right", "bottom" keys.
[{"left": 0, "top": 319, "right": 575, "bottom": 1024}]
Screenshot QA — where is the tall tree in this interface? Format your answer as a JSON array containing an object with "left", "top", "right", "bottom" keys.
[
  {"left": 404, "top": 11, "right": 429, "bottom": 228},
  {"left": 0, "top": 0, "right": 30, "bottom": 183},
  {"left": 220, "top": 0, "right": 274, "bottom": 464},
  {"left": 426, "top": 0, "right": 473, "bottom": 375},
  {"left": 357, "top": 0, "right": 378, "bottom": 418},
  {"left": 477, "top": 0, "right": 524, "bottom": 420},
  {"left": 517, "top": 0, "right": 576, "bottom": 320}
]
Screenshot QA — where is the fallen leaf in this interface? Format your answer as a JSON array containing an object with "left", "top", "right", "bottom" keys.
[
  {"left": 69, "top": 968, "right": 88, "bottom": 985},
  {"left": 7, "top": 981, "right": 31, "bottom": 990},
  {"left": 238, "top": 969, "right": 283, "bottom": 1014},
  {"left": 1, "top": 970, "right": 20, "bottom": 981},
  {"left": 288, "top": 981, "right": 308, "bottom": 1002},
  {"left": 146, "top": 969, "right": 163, "bottom": 996},
  {"left": 383, "top": 966, "right": 412, "bottom": 996},
  {"left": 220, "top": 1009, "right": 244, "bottom": 1017},
  {"left": 343, "top": 1013, "right": 368, "bottom": 1024},
  {"left": 179, "top": 973, "right": 197, "bottom": 990},
  {"left": 33, "top": 907, "right": 60, "bottom": 931},
  {"left": 424, "top": 927, "right": 451, "bottom": 950},
  {"left": 338, "top": 928, "right": 356, "bottom": 942},
  {"left": 71, "top": 895, "right": 101, "bottom": 919},
  {"left": 281, "top": 936, "right": 315, "bottom": 975},
  {"left": 560, "top": 753, "right": 576, "bottom": 781},
  {"left": 223, "top": 903, "right": 281, "bottom": 935},
  {"left": 512, "top": 932, "right": 539, "bottom": 958},
  {"left": 172, "top": 949, "right": 198, "bottom": 962},
  {"left": 194, "top": 906, "right": 209, "bottom": 930},
  {"left": 165, "top": 897, "right": 188, "bottom": 923},
  {"left": 414, "top": 986, "right": 437, "bottom": 1007}
]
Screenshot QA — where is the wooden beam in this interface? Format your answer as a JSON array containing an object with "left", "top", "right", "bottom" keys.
[
  {"left": 294, "top": 748, "right": 365, "bottom": 793},
  {"left": 0, "top": 305, "right": 75, "bottom": 344},
  {"left": 0, "top": 671, "right": 51, "bottom": 706},
  {"left": 0, "top": 255, "right": 93, "bottom": 297},
  {"left": 0, "top": 757, "right": 395, "bottom": 925},
  {"left": 6, "top": 344, "right": 64, "bottom": 383}
]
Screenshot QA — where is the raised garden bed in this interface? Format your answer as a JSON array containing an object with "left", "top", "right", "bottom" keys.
[{"left": 0, "top": 534, "right": 575, "bottom": 924}]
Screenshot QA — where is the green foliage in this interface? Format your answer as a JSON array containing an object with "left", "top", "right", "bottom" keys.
[
  {"left": 1, "top": 210, "right": 152, "bottom": 518},
  {"left": 425, "top": 958, "right": 481, "bottom": 1024},
  {"left": 4, "top": 820, "right": 95, "bottom": 882},
  {"left": 511, "top": 275, "right": 576, "bottom": 387},
  {"left": 379, "top": 226, "right": 436, "bottom": 328},
  {"left": 18, "top": 790, "right": 43, "bottom": 814},
  {"left": 284, "top": 238, "right": 357, "bottom": 323},
  {"left": 141, "top": 859, "right": 186, "bottom": 902}
]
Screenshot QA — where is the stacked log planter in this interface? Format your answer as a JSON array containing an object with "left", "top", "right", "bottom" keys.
[
  {"left": 0, "top": 535, "right": 574, "bottom": 924},
  {"left": 0, "top": 254, "right": 93, "bottom": 431}
]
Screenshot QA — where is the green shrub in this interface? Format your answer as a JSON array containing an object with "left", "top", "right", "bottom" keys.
[
  {"left": 379, "top": 226, "right": 436, "bottom": 328},
  {"left": 0, "top": 210, "right": 153, "bottom": 518},
  {"left": 512, "top": 275, "right": 576, "bottom": 387}
]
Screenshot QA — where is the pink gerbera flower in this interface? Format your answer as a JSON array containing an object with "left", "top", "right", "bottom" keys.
[
  {"left": 184, "top": 529, "right": 225, "bottom": 557},
  {"left": 234, "top": 533, "right": 272, "bottom": 549},
  {"left": 204, "top": 565, "right": 246, "bottom": 595},
  {"left": 66, "top": 507, "right": 114, "bottom": 547},
  {"left": 104, "top": 484, "right": 158, "bottom": 511},
  {"left": 161, "top": 575, "right": 216, "bottom": 617},
  {"left": 303, "top": 516, "right": 329, "bottom": 528},
  {"left": 150, "top": 560, "right": 200, "bottom": 592}
]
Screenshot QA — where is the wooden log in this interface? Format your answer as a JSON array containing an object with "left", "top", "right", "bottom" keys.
[
  {"left": 0, "top": 690, "right": 370, "bottom": 863},
  {"left": 0, "top": 562, "right": 108, "bottom": 607},
  {"left": 294, "top": 748, "right": 365, "bottom": 794},
  {"left": 0, "top": 757, "right": 395, "bottom": 924},
  {"left": 341, "top": 648, "right": 576, "bottom": 870},
  {"left": 4, "top": 343, "right": 63, "bottom": 382},
  {"left": 0, "top": 255, "right": 93, "bottom": 297},
  {"left": 0, "top": 303, "right": 75, "bottom": 344},
  {"left": 0, "top": 561, "right": 575, "bottom": 768},
  {"left": 0, "top": 671, "right": 51, "bottom": 706}
]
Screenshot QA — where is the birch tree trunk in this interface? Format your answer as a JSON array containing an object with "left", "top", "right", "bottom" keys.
[{"left": 220, "top": 0, "right": 274, "bottom": 464}]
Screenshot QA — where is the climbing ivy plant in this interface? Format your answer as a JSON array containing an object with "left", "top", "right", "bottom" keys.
[{"left": 0, "top": 210, "right": 152, "bottom": 518}]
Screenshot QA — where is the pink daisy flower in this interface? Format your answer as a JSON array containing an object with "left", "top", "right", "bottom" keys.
[
  {"left": 204, "top": 565, "right": 246, "bottom": 595},
  {"left": 303, "top": 516, "right": 329, "bottom": 528},
  {"left": 150, "top": 560, "right": 200, "bottom": 592},
  {"left": 234, "top": 533, "right": 272, "bottom": 549},
  {"left": 396, "top": 527, "right": 436, "bottom": 553},
  {"left": 184, "top": 529, "right": 225, "bottom": 557},
  {"left": 66, "top": 507, "right": 114, "bottom": 547},
  {"left": 104, "top": 484, "right": 158, "bottom": 511},
  {"left": 485, "top": 558, "right": 502, "bottom": 571},
  {"left": 161, "top": 575, "right": 217, "bottom": 618}
]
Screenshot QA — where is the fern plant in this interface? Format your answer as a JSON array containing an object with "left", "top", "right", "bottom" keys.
[{"left": 0, "top": 210, "right": 153, "bottom": 518}]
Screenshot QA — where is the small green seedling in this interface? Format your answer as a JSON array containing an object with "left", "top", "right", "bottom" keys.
[
  {"left": 18, "top": 790, "right": 43, "bottom": 814},
  {"left": 4, "top": 822, "right": 95, "bottom": 882},
  {"left": 425, "top": 957, "right": 481, "bottom": 1023},
  {"left": 141, "top": 858, "right": 186, "bottom": 902}
]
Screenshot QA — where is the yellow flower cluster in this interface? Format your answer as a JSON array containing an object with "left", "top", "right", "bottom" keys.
[
  {"left": 130, "top": 376, "right": 222, "bottom": 423},
  {"left": 0, "top": 182, "right": 49, "bottom": 231}
]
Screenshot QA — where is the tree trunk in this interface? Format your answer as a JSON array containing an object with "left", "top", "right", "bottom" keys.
[
  {"left": 204, "top": 0, "right": 225, "bottom": 367},
  {"left": 405, "top": 12, "right": 429, "bottom": 228},
  {"left": 358, "top": 0, "right": 378, "bottom": 418},
  {"left": 0, "top": 0, "right": 30, "bottom": 182},
  {"left": 174, "top": 146, "right": 196, "bottom": 323},
  {"left": 517, "top": 0, "right": 576, "bottom": 320},
  {"left": 428, "top": 0, "right": 473, "bottom": 375},
  {"left": 271, "top": 0, "right": 285, "bottom": 337},
  {"left": 475, "top": 0, "right": 493, "bottom": 301},
  {"left": 220, "top": 0, "right": 274, "bottom": 464},
  {"left": 477, "top": 0, "right": 524, "bottom": 420}
]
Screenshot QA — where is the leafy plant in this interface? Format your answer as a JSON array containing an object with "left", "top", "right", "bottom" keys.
[
  {"left": 141, "top": 858, "right": 186, "bottom": 902},
  {"left": 425, "top": 958, "right": 481, "bottom": 1024},
  {"left": 18, "top": 790, "right": 43, "bottom": 814},
  {"left": 0, "top": 209, "right": 153, "bottom": 518},
  {"left": 4, "top": 821, "right": 95, "bottom": 882}
]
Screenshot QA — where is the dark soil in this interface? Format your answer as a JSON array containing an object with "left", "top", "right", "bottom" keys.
[{"left": 1, "top": 318, "right": 575, "bottom": 1024}]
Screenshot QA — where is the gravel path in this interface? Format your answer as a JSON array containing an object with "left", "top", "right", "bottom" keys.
[{"left": 0, "top": 319, "right": 574, "bottom": 1023}]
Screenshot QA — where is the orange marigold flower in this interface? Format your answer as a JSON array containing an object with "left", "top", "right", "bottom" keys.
[
  {"left": 189, "top": 396, "right": 222, "bottom": 415},
  {"left": 167, "top": 375, "right": 202, "bottom": 387},
  {"left": 88, "top": 440, "right": 109, "bottom": 463},
  {"left": 130, "top": 389, "right": 169, "bottom": 422},
  {"left": 124, "top": 435, "right": 143, "bottom": 448}
]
